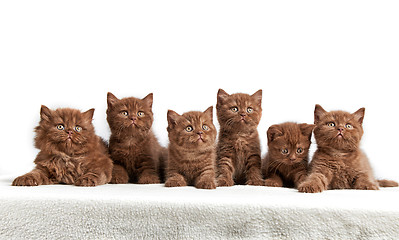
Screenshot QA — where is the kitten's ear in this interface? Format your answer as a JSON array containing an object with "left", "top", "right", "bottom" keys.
[
  {"left": 142, "top": 93, "right": 153, "bottom": 108},
  {"left": 299, "top": 123, "right": 315, "bottom": 140},
  {"left": 267, "top": 125, "right": 283, "bottom": 143},
  {"left": 251, "top": 89, "right": 262, "bottom": 105},
  {"left": 203, "top": 106, "right": 213, "bottom": 121},
  {"left": 352, "top": 107, "right": 365, "bottom": 125},
  {"left": 82, "top": 108, "right": 95, "bottom": 122},
  {"left": 314, "top": 104, "right": 327, "bottom": 124},
  {"left": 40, "top": 105, "right": 52, "bottom": 122},
  {"left": 217, "top": 89, "right": 229, "bottom": 103},
  {"left": 107, "top": 92, "right": 119, "bottom": 108},
  {"left": 167, "top": 110, "right": 180, "bottom": 129}
]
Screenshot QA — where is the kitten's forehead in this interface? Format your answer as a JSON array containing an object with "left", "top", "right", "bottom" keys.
[
  {"left": 52, "top": 109, "right": 85, "bottom": 124},
  {"left": 118, "top": 97, "right": 147, "bottom": 111},
  {"left": 182, "top": 111, "right": 210, "bottom": 125},
  {"left": 323, "top": 111, "right": 356, "bottom": 124},
  {"left": 227, "top": 93, "right": 256, "bottom": 107}
]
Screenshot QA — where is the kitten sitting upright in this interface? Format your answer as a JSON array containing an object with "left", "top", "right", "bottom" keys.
[
  {"left": 165, "top": 107, "right": 217, "bottom": 189},
  {"left": 298, "top": 104, "right": 398, "bottom": 193},
  {"left": 216, "top": 89, "right": 264, "bottom": 186},
  {"left": 12, "top": 106, "right": 113, "bottom": 187},
  {"left": 262, "top": 122, "right": 314, "bottom": 188},
  {"left": 107, "top": 92, "right": 166, "bottom": 184}
]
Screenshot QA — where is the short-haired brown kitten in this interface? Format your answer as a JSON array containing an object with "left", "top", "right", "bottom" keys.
[
  {"left": 262, "top": 122, "right": 314, "bottom": 188},
  {"left": 216, "top": 89, "right": 264, "bottom": 186},
  {"left": 298, "top": 104, "right": 398, "bottom": 193},
  {"left": 107, "top": 92, "right": 166, "bottom": 184},
  {"left": 165, "top": 106, "right": 217, "bottom": 189},
  {"left": 12, "top": 106, "right": 113, "bottom": 187}
]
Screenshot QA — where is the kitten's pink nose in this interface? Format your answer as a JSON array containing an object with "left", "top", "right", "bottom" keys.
[
  {"left": 197, "top": 131, "right": 203, "bottom": 135},
  {"left": 67, "top": 130, "right": 73, "bottom": 135},
  {"left": 130, "top": 117, "right": 137, "bottom": 121},
  {"left": 240, "top": 113, "right": 246, "bottom": 117},
  {"left": 338, "top": 127, "right": 344, "bottom": 132}
]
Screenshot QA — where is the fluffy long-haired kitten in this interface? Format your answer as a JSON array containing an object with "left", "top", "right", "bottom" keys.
[
  {"left": 298, "top": 104, "right": 398, "bottom": 193},
  {"left": 262, "top": 122, "right": 314, "bottom": 188},
  {"left": 107, "top": 92, "right": 166, "bottom": 184},
  {"left": 12, "top": 106, "right": 113, "bottom": 187},
  {"left": 216, "top": 89, "right": 264, "bottom": 186},
  {"left": 165, "top": 107, "right": 217, "bottom": 189}
]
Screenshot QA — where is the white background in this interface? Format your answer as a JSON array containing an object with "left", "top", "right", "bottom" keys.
[{"left": 0, "top": 1, "right": 398, "bottom": 182}]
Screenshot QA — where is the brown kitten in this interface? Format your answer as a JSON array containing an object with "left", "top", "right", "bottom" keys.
[
  {"left": 262, "top": 122, "right": 314, "bottom": 188},
  {"left": 165, "top": 107, "right": 217, "bottom": 189},
  {"left": 298, "top": 104, "right": 398, "bottom": 193},
  {"left": 216, "top": 89, "right": 264, "bottom": 186},
  {"left": 12, "top": 106, "right": 112, "bottom": 187},
  {"left": 107, "top": 92, "right": 166, "bottom": 184}
]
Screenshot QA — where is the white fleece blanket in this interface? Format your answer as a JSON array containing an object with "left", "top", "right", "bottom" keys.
[{"left": 1, "top": 175, "right": 398, "bottom": 240}]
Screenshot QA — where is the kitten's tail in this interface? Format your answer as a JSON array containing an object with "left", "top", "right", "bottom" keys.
[{"left": 377, "top": 179, "right": 399, "bottom": 187}]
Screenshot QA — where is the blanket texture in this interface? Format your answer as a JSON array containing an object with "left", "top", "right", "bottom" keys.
[{"left": 1, "top": 175, "right": 398, "bottom": 239}]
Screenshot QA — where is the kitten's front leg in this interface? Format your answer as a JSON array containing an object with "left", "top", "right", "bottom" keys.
[
  {"left": 264, "top": 173, "right": 283, "bottom": 187},
  {"left": 245, "top": 154, "right": 264, "bottom": 186},
  {"left": 110, "top": 164, "right": 129, "bottom": 184},
  {"left": 165, "top": 172, "right": 187, "bottom": 187},
  {"left": 195, "top": 167, "right": 216, "bottom": 189},
  {"left": 137, "top": 157, "right": 161, "bottom": 184},
  {"left": 353, "top": 173, "right": 379, "bottom": 190},
  {"left": 216, "top": 156, "right": 234, "bottom": 187},
  {"left": 12, "top": 167, "right": 51, "bottom": 186},
  {"left": 297, "top": 172, "right": 330, "bottom": 193}
]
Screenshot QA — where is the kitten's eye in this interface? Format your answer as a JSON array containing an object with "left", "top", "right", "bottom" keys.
[
  {"left": 56, "top": 124, "right": 64, "bottom": 130},
  {"left": 137, "top": 111, "right": 145, "bottom": 117},
  {"left": 247, "top": 107, "right": 253, "bottom": 113},
  {"left": 345, "top": 124, "right": 352, "bottom": 129},
  {"left": 185, "top": 126, "right": 193, "bottom": 132},
  {"left": 281, "top": 149, "right": 289, "bottom": 154},
  {"left": 121, "top": 111, "right": 128, "bottom": 116},
  {"left": 297, "top": 148, "right": 303, "bottom": 154},
  {"left": 231, "top": 107, "right": 238, "bottom": 112},
  {"left": 327, "top": 122, "right": 335, "bottom": 127},
  {"left": 202, "top": 125, "right": 209, "bottom": 131},
  {"left": 74, "top": 126, "right": 82, "bottom": 132}
]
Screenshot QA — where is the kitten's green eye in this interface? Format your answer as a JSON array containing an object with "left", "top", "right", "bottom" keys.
[
  {"left": 231, "top": 107, "right": 238, "bottom": 112},
  {"left": 281, "top": 149, "right": 288, "bottom": 154},
  {"left": 297, "top": 148, "right": 303, "bottom": 154},
  {"left": 327, "top": 122, "right": 335, "bottom": 127},
  {"left": 202, "top": 125, "right": 209, "bottom": 131},
  {"left": 137, "top": 111, "right": 145, "bottom": 117},
  {"left": 247, "top": 107, "right": 253, "bottom": 113},
  {"left": 74, "top": 126, "right": 82, "bottom": 132},
  {"left": 185, "top": 126, "right": 193, "bottom": 132},
  {"left": 56, "top": 124, "right": 64, "bottom": 130},
  {"left": 345, "top": 124, "right": 352, "bottom": 129},
  {"left": 121, "top": 111, "right": 128, "bottom": 116}
]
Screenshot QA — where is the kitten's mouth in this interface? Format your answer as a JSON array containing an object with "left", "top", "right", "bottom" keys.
[
  {"left": 196, "top": 136, "right": 205, "bottom": 142},
  {"left": 336, "top": 133, "right": 344, "bottom": 138}
]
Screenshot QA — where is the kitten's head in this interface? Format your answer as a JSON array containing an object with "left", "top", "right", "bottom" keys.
[
  {"left": 267, "top": 122, "right": 314, "bottom": 165},
  {"left": 35, "top": 105, "right": 96, "bottom": 153},
  {"left": 313, "top": 104, "right": 365, "bottom": 151},
  {"left": 167, "top": 106, "right": 216, "bottom": 149},
  {"left": 106, "top": 92, "right": 154, "bottom": 137},
  {"left": 216, "top": 89, "right": 262, "bottom": 132}
]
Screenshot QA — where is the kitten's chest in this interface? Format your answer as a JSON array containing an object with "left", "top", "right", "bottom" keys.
[{"left": 47, "top": 155, "right": 84, "bottom": 184}]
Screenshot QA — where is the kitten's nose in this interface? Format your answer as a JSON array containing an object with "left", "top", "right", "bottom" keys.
[
  {"left": 67, "top": 130, "right": 73, "bottom": 135},
  {"left": 337, "top": 127, "right": 344, "bottom": 132},
  {"left": 197, "top": 131, "right": 203, "bottom": 135},
  {"left": 130, "top": 116, "right": 137, "bottom": 121},
  {"left": 240, "top": 113, "right": 246, "bottom": 117}
]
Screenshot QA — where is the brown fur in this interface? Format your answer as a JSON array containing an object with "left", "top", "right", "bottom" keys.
[
  {"left": 107, "top": 92, "right": 166, "bottom": 184},
  {"left": 262, "top": 122, "right": 314, "bottom": 188},
  {"left": 12, "top": 106, "right": 112, "bottom": 187},
  {"left": 165, "top": 107, "right": 217, "bottom": 189},
  {"left": 298, "top": 104, "right": 398, "bottom": 193},
  {"left": 216, "top": 89, "right": 264, "bottom": 186}
]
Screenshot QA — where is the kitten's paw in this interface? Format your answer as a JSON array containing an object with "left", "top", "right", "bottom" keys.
[
  {"left": 354, "top": 181, "right": 379, "bottom": 190},
  {"left": 165, "top": 178, "right": 187, "bottom": 187},
  {"left": 265, "top": 178, "right": 283, "bottom": 187},
  {"left": 246, "top": 178, "right": 265, "bottom": 186},
  {"left": 75, "top": 175, "right": 99, "bottom": 187},
  {"left": 196, "top": 179, "right": 216, "bottom": 189},
  {"left": 138, "top": 175, "right": 160, "bottom": 184},
  {"left": 217, "top": 177, "right": 234, "bottom": 187},
  {"left": 298, "top": 181, "right": 325, "bottom": 193},
  {"left": 110, "top": 175, "right": 129, "bottom": 184},
  {"left": 12, "top": 174, "right": 41, "bottom": 186}
]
